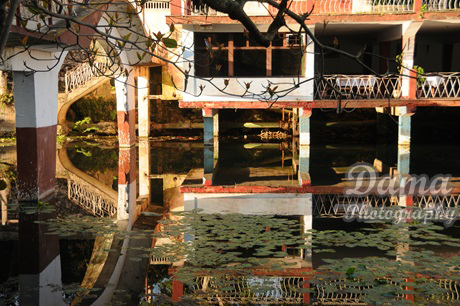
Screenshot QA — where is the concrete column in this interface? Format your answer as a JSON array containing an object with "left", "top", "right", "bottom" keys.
[
  {"left": 203, "top": 146, "right": 214, "bottom": 186},
  {"left": 398, "top": 115, "right": 411, "bottom": 148},
  {"left": 118, "top": 146, "right": 137, "bottom": 223},
  {"left": 116, "top": 71, "right": 136, "bottom": 147},
  {"left": 203, "top": 109, "right": 218, "bottom": 186},
  {"left": 203, "top": 108, "right": 217, "bottom": 146},
  {"left": 401, "top": 22, "right": 422, "bottom": 99},
  {"left": 213, "top": 109, "right": 219, "bottom": 160},
  {"left": 299, "top": 145, "right": 311, "bottom": 187},
  {"left": 13, "top": 70, "right": 60, "bottom": 201},
  {"left": 138, "top": 70, "right": 150, "bottom": 138},
  {"left": 396, "top": 106, "right": 413, "bottom": 208},
  {"left": 18, "top": 195, "right": 64, "bottom": 305},
  {"left": 299, "top": 108, "right": 312, "bottom": 186},
  {"left": 299, "top": 108, "right": 312, "bottom": 146},
  {"left": 138, "top": 139, "right": 150, "bottom": 203}
]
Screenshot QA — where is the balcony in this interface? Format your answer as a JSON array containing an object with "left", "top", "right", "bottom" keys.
[
  {"left": 184, "top": 0, "right": 459, "bottom": 16},
  {"left": 13, "top": 0, "right": 87, "bottom": 31},
  {"left": 313, "top": 73, "right": 460, "bottom": 100},
  {"left": 417, "top": 72, "right": 460, "bottom": 99},
  {"left": 315, "top": 75, "right": 401, "bottom": 100}
]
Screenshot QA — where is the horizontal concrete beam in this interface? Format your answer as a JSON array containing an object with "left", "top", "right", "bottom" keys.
[
  {"left": 180, "top": 99, "right": 460, "bottom": 109},
  {"left": 184, "top": 193, "right": 312, "bottom": 215}
]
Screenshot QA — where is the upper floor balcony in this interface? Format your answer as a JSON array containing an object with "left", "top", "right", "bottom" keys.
[
  {"left": 179, "top": 21, "right": 460, "bottom": 108},
  {"left": 182, "top": 0, "right": 460, "bottom": 17}
]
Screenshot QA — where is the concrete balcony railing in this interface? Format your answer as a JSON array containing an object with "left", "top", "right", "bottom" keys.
[
  {"left": 64, "top": 61, "right": 110, "bottom": 93},
  {"left": 182, "top": 76, "right": 312, "bottom": 102},
  {"left": 144, "top": 0, "right": 170, "bottom": 11},
  {"left": 185, "top": 0, "right": 459, "bottom": 16},
  {"left": 417, "top": 72, "right": 460, "bottom": 99},
  {"left": 315, "top": 74, "right": 401, "bottom": 100},
  {"left": 422, "top": 0, "right": 460, "bottom": 11},
  {"left": 14, "top": 0, "right": 87, "bottom": 30},
  {"left": 188, "top": 0, "right": 308, "bottom": 16}
]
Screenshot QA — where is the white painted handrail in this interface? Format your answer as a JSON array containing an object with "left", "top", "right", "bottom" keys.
[
  {"left": 423, "top": 0, "right": 460, "bottom": 11},
  {"left": 417, "top": 72, "right": 460, "bottom": 99},
  {"left": 315, "top": 74, "right": 400, "bottom": 100},
  {"left": 64, "top": 61, "right": 109, "bottom": 93}
]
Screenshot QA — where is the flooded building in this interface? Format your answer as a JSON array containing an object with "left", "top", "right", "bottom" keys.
[{"left": 1, "top": 0, "right": 460, "bottom": 304}]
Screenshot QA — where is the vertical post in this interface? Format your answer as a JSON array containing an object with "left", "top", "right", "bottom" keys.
[
  {"left": 395, "top": 107, "right": 414, "bottom": 212},
  {"left": 203, "top": 108, "right": 216, "bottom": 146},
  {"left": 116, "top": 70, "right": 137, "bottom": 222},
  {"left": 139, "top": 139, "right": 150, "bottom": 202},
  {"left": 398, "top": 115, "right": 411, "bottom": 148},
  {"left": 118, "top": 146, "right": 137, "bottom": 223},
  {"left": 116, "top": 71, "right": 136, "bottom": 148},
  {"left": 18, "top": 195, "right": 63, "bottom": 305},
  {"left": 172, "top": 278, "right": 184, "bottom": 302},
  {"left": 170, "top": 0, "right": 182, "bottom": 15},
  {"left": 303, "top": 278, "right": 311, "bottom": 304},
  {"left": 213, "top": 109, "right": 219, "bottom": 163},
  {"left": 13, "top": 71, "right": 59, "bottom": 201},
  {"left": 299, "top": 108, "right": 312, "bottom": 186},
  {"left": 203, "top": 108, "right": 218, "bottom": 186},
  {"left": 401, "top": 22, "right": 422, "bottom": 100},
  {"left": 138, "top": 69, "right": 150, "bottom": 138},
  {"left": 414, "top": 0, "right": 423, "bottom": 12}
]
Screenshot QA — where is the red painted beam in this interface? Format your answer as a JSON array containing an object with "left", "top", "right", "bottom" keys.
[
  {"left": 179, "top": 99, "right": 460, "bottom": 109},
  {"left": 168, "top": 11, "right": 460, "bottom": 26},
  {"left": 181, "top": 185, "right": 344, "bottom": 194}
]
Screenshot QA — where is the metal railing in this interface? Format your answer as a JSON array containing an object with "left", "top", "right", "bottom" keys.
[
  {"left": 186, "top": 0, "right": 419, "bottom": 15},
  {"left": 192, "top": 276, "right": 305, "bottom": 304},
  {"left": 150, "top": 256, "right": 172, "bottom": 264},
  {"left": 423, "top": 0, "right": 460, "bottom": 10},
  {"left": 16, "top": 0, "right": 87, "bottom": 27},
  {"left": 417, "top": 72, "right": 460, "bottom": 99},
  {"left": 68, "top": 179, "right": 117, "bottom": 217},
  {"left": 313, "top": 194, "right": 400, "bottom": 217},
  {"left": 315, "top": 74, "right": 401, "bottom": 100},
  {"left": 144, "top": 0, "right": 170, "bottom": 10},
  {"left": 413, "top": 194, "right": 460, "bottom": 208},
  {"left": 64, "top": 61, "right": 109, "bottom": 93}
]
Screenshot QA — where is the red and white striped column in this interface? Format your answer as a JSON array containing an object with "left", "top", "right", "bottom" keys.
[
  {"left": 116, "top": 71, "right": 137, "bottom": 222},
  {"left": 13, "top": 70, "right": 60, "bottom": 201}
]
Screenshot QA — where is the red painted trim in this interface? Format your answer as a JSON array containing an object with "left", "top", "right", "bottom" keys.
[
  {"left": 118, "top": 146, "right": 137, "bottom": 184},
  {"left": 180, "top": 99, "right": 460, "bottom": 109},
  {"left": 170, "top": 0, "right": 182, "bottom": 15},
  {"left": 202, "top": 108, "right": 213, "bottom": 117},
  {"left": 181, "top": 185, "right": 335, "bottom": 194},
  {"left": 300, "top": 107, "right": 312, "bottom": 118},
  {"left": 409, "top": 69, "right": 417, "bottom": 100},
  {"left": 168, "top": 11, "right": 460, "bottom": 25},
  {"left": 117, "top": 109, "right": 136, "bottom": 147},
  {"left": 303, "top": 278, "right": 311, "bottom": 304},
  {"left": 16, "top": 126, "right": 57, "bottom": 201},
  {"left": 172, "top": 279, "right": 184, "bottom": 302},
  {"left": 414, "top": 0, "right": 423, "bottom": 12},
  {"left": 406, "top": 277, "right": 415, "bottom": 302}
]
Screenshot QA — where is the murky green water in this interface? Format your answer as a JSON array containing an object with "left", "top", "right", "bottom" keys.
[{"left": 1, "top": 139, "right": 460, "bottom": 305}]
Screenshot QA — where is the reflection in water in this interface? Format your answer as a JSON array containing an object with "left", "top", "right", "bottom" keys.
[{"left": 1, "top": 139, "right": 460, "bottom": 305}]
